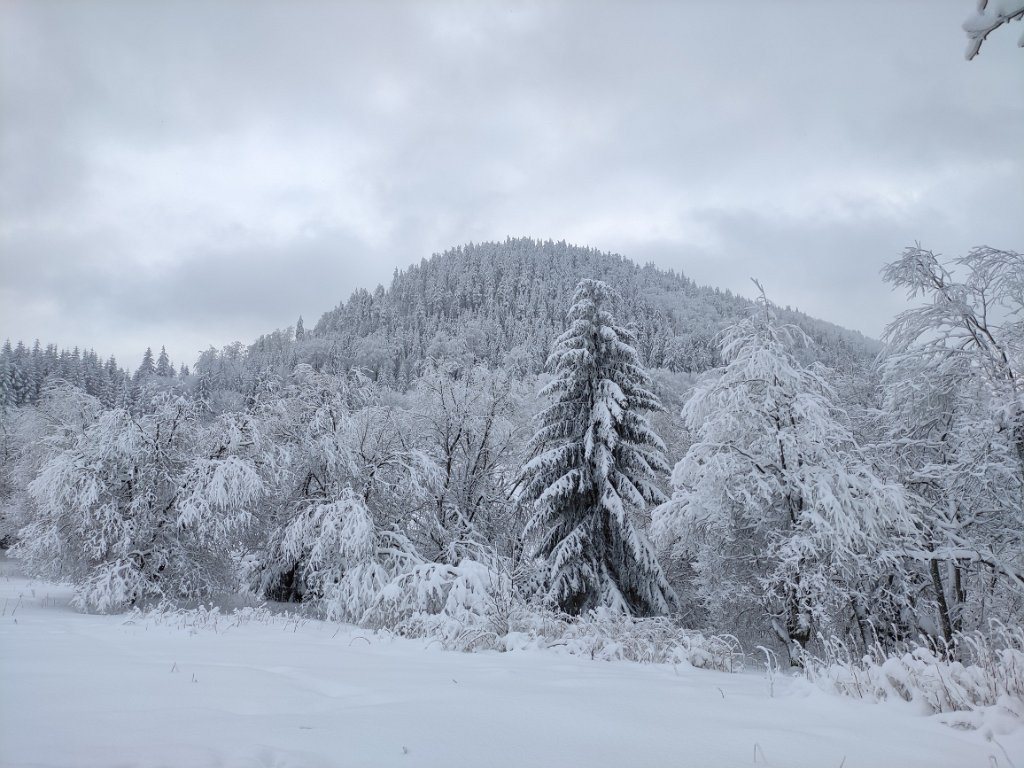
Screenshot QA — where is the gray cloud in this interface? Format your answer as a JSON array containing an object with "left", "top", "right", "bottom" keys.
[{"left": 1, "top": 0, "right": 1022, "bottom": 369}]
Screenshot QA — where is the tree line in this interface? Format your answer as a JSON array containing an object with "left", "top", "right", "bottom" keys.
[{"left": 0, "top": 341, "right": 188, "bottom": 410}]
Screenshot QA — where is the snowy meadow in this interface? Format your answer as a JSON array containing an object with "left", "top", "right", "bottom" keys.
[{"left": 3, "top": 557, "right": 1020, "bottom": 768}]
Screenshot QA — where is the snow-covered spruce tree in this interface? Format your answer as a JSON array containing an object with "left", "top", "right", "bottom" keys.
[
  {"left": 653, "top": 288, "right": 911, "bottom": 661},
  {"left": 155, "top": 346, "right": 174, "bottom": 378},
  {"left": 14, "top": 392, "right": 262, "bottom": 612},
  {"left": 520, "top": 279, "right": 674, "bottom": 616}
]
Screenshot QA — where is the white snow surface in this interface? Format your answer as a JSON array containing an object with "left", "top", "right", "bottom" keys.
[{"left": 1, "top": 558, "right": 1019, "bottom": 768}]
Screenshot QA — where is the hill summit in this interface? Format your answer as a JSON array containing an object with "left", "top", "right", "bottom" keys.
[{"left": 290, "top": 238, "right": 875, "bottom": 384}]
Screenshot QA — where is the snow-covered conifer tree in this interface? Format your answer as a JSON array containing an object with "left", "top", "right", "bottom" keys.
[
  {"left": 155, "top": 346, "right": 174, "bottom": 378},
  {"left": 0, "top": 359, "right": 12, "bottom": 411},
  {"left": 134, "top": 347, "right": 155, "bottom": 382},
  {"left": 520, "top": 279, "right": 674, "bottom": 616}
]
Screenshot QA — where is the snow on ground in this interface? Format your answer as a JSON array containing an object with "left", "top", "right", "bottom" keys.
[{"left": 0, "top": 558, "right": 1019, "bottom": 768}]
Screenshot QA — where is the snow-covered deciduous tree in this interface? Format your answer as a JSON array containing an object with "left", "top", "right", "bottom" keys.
[
  {"left": 248, "top": 365, "right": 519, "bottom": 632},
  {"left": 13, "top": 393, "right": 263, "bottom": 612},
  {"left": 251, "top": 366, "right": 375, "bottom": 602},
  {"left": 653, "top": 289, "right": 910, "bottom": 661},
  {"left": 251, "top": 366, "right": 438, "bottom": 606},
  {"left": 880, "top": 349, "right": 1024, "bottom": 647},
  {"left": 883, "top": 245, "right": 1024, "bottom": 470},
  {"left": 409, "top": 363, "right": 525, "bottom": 563},
  {"left": 520, "top": 279, "right": 674, "bottom": 617},
  {"left": 880, "top": 245, "right": 1024, "bottom": 645},
  {"left": 270, "top": 486, "right": 391, "bottom": 621},
  {"left": 1, "top": 382, "right": 104, "bottom": 546}
]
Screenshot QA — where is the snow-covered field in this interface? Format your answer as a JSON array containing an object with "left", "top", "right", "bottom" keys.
[{"left": 1, "top": 558, "right": 1019, "bottom": 768}]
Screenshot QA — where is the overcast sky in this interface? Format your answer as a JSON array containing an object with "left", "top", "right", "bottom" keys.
[{"left": 1, "top": 0, "right": 1022, "bottom": 370}]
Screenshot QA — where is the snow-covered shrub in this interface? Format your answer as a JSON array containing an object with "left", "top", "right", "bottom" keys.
[
  {"left": 359, "top": 557, "right": 518, "bottom": 650},
  {"left": 123, "top": 603, "right": 306, "bottom": 634},
  {"left": 800, "top": 624, "right": 1024, "bottom": 721},
  {"left": 256, "top": 488, "right": 377, "bottom": 603},
  {"left": 328, "top": 544, "right": 747, "bottom": 667},
  {"left": 506, "top": 609, "right": 745, "bottom": 670}
]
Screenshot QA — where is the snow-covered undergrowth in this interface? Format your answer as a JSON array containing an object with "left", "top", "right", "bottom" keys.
[
  {"left": 350, "top": 556, "right": 744, "bottom": 670},
  {"left": 503, "top": 610, "right": 746, "bottom": 669},
  {"left": 800, "top": 625, "right": 1024, "bottom": 732},
  {"left": 125, "top": 603, "right": 308, "bottom": 633},
  {"left": 138, "top": 558, "right": 746, "bottom": 672},
  {"left": 378, "top": 595, "right": 746, "bottom": 670}
]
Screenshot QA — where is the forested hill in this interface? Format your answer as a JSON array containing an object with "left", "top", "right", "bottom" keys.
[
  {"left": 2, "top": 239, "right": 879, "bottom": 406},
  {"left": 300, "top": 238, "right": 877, "bottom": 383}
]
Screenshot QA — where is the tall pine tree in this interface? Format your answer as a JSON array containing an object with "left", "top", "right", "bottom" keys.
[{"left": 520, "top": 279, "right": 674, "bottom": 616}]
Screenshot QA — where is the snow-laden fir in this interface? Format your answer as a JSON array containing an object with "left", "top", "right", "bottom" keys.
[{"left": 520, "top": 279, "right": 673, "bottom": 616}]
